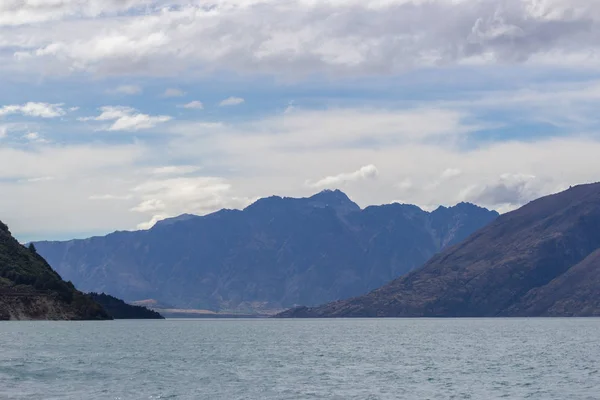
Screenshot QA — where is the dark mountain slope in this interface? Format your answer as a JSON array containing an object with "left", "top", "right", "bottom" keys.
[
  {"left": 507, "top": 249, "right": 600, "bottom": 317},
  {"left": 278, "top": 183, "right": 600, "bottom": 318},
  {"left": 0, "top": 221, "right": 110, "bottom": 321},
  {"left": 88, "top": 293, "right": 164, "bottom": 319},
  {"left": 34, "top": 190, "right": 498, "bottom": 313}
]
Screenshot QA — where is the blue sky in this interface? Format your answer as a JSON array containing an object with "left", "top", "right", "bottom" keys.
[{"left": 2, "top": 0, "right": 600, "bottom": 242}]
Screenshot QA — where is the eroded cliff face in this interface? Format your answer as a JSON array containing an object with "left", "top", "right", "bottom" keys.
[{"left": 0, "top": 291, "right": 86, "bottom": 320}]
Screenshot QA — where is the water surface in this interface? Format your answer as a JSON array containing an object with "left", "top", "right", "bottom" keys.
[{"left": 1, "top": 318, "right": 599, "bottom": 399}]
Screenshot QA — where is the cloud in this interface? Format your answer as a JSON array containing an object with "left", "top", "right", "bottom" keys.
[
  {"left": 0, "top": 126, "right": 7, "bottom": 138},
  {"left": 180, "top": 101, "right": 204, "bottom": 110},
  {"left": 460, "top": 173, "right": 548, "bottom": 211},
  {"left": 151, "top": 165, "right": 202, "bottom": 175},
  {"left": 0, "top": 141, "right": 147, "bottom": 239},
  {"left": 219, "top": 97, "right": 245, "bottom": 107},
  {"left": 0, "top": 0, "right": 157, "bottom": 27},
  {"left": 0, "top": 142, "right": 144, "bottom": 181},
  {"left": 396, "top": 179, "right": 413, "bottom": 191},
  {"left": 131, "top": 176, "right": 253, "bottom": 229},
  {"left": 111, "top": 85, "right": 142, "bottom": 95},
  {"left": 136, "top": 214, "right": 170, "bottom": 230},
  {"left": 308, "top": 165, "right": 379, "bottom": 189},
  {"left": 163, "top": 88, "right": 185, "bottom": 97},
  {"left": 80, "top": 106, "right": 171, "bottom": 131},
  {"left": 89, "top": 194, "right": 133, "bottom": 200},
  {"left": 7, "top": 0, "right": 600, "bottom": 77},
  {"left": 22, "top": 132, "right": 49, "bottom": 143},
  {"left": 0, "top": 102, "right": 65, "bottom": 118},
  {"left": 131, "top": 198, "right": 166, "bottom": 213},
  {"left": 20, "top": 176, "right": 55, "bottom": 183},
  {"left": 441, "top": 168, "right": 462, "bottom": 179},
  {"left": 176, "top": 107, "right": 473, "bottom": 152}
]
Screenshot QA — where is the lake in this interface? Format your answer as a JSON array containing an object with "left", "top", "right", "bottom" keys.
[{"left": 1, "top": 318, "right": 599, "bottom": 399}]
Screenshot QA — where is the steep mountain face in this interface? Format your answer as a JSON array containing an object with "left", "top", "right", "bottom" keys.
[
  {"left": 34, "top": 190, "right": 498, "bottom": 313},
  {"left": 278, "top": 183, "right": 600, "bottom": 318},
  {"left": 0, "top": 220, "right": 110, "bottom": 321}
]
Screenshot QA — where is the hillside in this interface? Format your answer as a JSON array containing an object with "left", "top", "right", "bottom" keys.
[
  {"left": 277, "top": 183, "right": 600, "bottom": 318},
  {"left": 0, "top": 221, "right": 110, "bottom": 321},
  {"left": 34, "top": 190, "right": 498, "bottom": 313},
  {"left": 88, "top": 293, "right": 164, "bottom": 319}
]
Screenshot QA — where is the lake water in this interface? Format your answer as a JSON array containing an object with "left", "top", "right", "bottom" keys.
[{"left": 1, "top": 318, "right": 599, "bottom": 399}]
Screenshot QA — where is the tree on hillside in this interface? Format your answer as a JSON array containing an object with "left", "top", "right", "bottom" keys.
[{"left": 28, "top": 243, "right": 37, "bottom": 254}]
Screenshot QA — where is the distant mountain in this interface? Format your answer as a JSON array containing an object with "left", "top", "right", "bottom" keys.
[
  {"left": 0, "top": 220, "right": 110, "bottom": 321},
  {"left": 278, "top": 183, "right": 600, "bottom": 318},
  {"left": 34, "top": 190, "right": 498, "bottom": 313},
  {"left": 88, "top": 293, "right": 164, "bottom": 319}
]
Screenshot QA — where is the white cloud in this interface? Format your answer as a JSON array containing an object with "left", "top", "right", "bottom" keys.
[
  {"left": 111, "top": 85, "right": 142, "bottom": 95},
  {"left": 20, "top": 176, "right": 55, "bottom": 183},
  {"left": 0, "top": 126, "right": 7, "bottom": 138},
  {"left": 219, "top": 97, "right": 245, "bottom": 107},
  {"left": 23, "top": 132, "right": 40, "bottom": 141},
  {"left": 459, "top": 173, "right": 548, "bottom": 211},
  {"left": 136, "top": 214, "right": 170, "bottom": 230},
  {"left": 151, "top": 165, "right": 201, "bottom": 175},
  {"left": 396, "top": 178, "right": 413, "bottom": 191},
  {"left": 180, "top": 101, "right": 204, "bottom": 110},
  {"left": 0, "top": 142, "right": 144, "bottom": 181},
  {"left": 0, "top": 102, "right": 65, "bottom": 118},
  {"left": 441, "top": 168, "right": 462, "bottom": 179},
  {"left": 89, "top": 194, "right": 133, "bottom": 200},
  {"left": 163, "top": 88, "right": 185, "bottom": 97},
  {"left": 0, "top": 141, "right": 147, "bottom": 239},
  {"left": 0, "top": 0, "right": 158, "bottom": 27},
  {"left": 131, "top": 176, "right": 253, "bottom": 229},
  {"left": 178, "top": 107, "right": 473, "bottom": 152},
  {"left": 80, "top": 106, "right": 171, "bottom": 131},
  {"left": 22, "top": 132, "right": 49, "bottom": 143},
  {"left": 131, "top": 198, "right": 166, "bottom": 213},
  {"left": 308, "top": 165, "right": 379, "bottom": 189},
  {"left": 6, "top": 0, "right": 600, "bottom": 77}
]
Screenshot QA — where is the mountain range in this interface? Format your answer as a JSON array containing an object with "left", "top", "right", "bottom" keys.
[
  {"left": 278, "top": 183, "right": 600, "bottom": 318},
  {"left": 33, "top": 190, "right": 498, "bottom": 314}
]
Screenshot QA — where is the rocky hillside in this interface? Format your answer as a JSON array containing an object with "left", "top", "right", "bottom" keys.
[
  {"left": 277, "top": 183, "right": 600, "bottom": 318},
  {"left": 34, "top": 190, "right": 498, "bottom": 313},
  {"left": 0, "top": 221, "right": 110, "bottom": 321}
]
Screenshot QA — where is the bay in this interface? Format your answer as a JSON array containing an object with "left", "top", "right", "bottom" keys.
[{"left": 1, "top": 318, "right": 599, "bottom": 399}]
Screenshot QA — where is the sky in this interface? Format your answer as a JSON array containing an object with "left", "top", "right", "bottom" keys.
[{"left": 2, "top": 0, "right": 600, "bottom": 242}]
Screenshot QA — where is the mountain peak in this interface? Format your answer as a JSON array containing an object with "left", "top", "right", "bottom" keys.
[
  {"left": 244, "top": 190, "right": 360, "bottom": 215},
  {"left": 432, "top": 202, "right": 499, "bottom": 217},
  {"left": 307, "top": 189, "right": 360, "bottom": 214},
  {"left": 313, "top": 188, "right": 345, "bottom": 196},
  {"left": 153, "top": 213, "right": 199, "bottom": 228}
]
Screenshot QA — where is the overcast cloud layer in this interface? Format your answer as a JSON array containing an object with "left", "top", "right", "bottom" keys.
[{"left": 1, "top": 0, "right": 600, "bottom": 241}]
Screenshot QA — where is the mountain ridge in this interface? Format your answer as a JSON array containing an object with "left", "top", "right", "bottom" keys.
[
  {"left": 277, "top": 183, "right": 600, "bottom": 318},
  {"left": 33, "top": 190, "right": 498, "bottom": 313}
]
